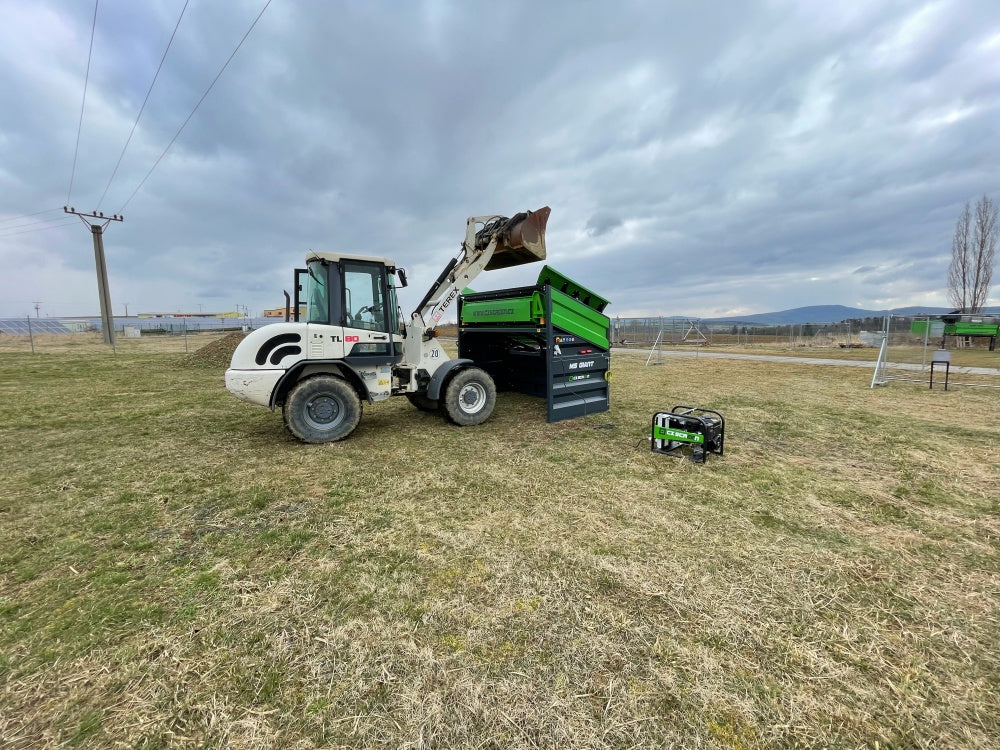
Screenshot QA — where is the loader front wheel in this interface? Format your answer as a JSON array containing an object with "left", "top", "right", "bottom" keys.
[
  {"left": 283, "top": 376, "right": 361, "bottom": 443},
  {"left": 442, "top": 368, "right": 496, "bottom": 426}
]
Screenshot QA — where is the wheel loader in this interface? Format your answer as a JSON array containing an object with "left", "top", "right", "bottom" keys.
[{"left": 225, "top": 207, "right": 551, "bottom": 442}]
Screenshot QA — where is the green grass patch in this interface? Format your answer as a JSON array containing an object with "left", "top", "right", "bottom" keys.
[{"left": 0, "top": 350, "right": 998, "bottom": 748}]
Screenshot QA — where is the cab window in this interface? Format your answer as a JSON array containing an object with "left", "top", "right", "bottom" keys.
[
  {"left": 305, "top": 261, "right": 329, "bottom": 324},
  {"left": 343, "top": 262, "right": 388, "bottom": 332}
]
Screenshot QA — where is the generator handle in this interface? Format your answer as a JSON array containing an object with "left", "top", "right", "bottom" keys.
[{"left": 671, "top": 405, "right": 725, "bottom": 428}]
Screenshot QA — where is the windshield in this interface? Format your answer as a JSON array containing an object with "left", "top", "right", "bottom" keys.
[{"left": 305, "top": 260, "right": 329, "bottom": 324}]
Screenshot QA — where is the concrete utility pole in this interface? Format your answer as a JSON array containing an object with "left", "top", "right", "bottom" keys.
[{"left": 64, "top": 207, "right": 124, "bottom": 345}]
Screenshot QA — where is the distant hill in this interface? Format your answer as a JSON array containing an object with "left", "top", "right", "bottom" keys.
[
  {"left": 704, "top": 305, "right": 880, "bottom": 325},
  {"left": 701, "top": 305, "right": 1000, "bottom": 326}
]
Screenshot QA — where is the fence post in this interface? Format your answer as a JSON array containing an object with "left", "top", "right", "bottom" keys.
[
  {"left": 921, "top": 316, "right": 930, "bottom": 371},
  {"left": 27, "top": 316, "right": 35, "bottom": 354}
]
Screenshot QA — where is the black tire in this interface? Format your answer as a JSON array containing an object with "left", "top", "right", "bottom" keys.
[
  {"left": 283, "top": 376, "right": 362, "bottom": 443},
  {"left": 406, "top": 392, "right": 440, "bottom": 412},
  {"left": 442, "top": 367, "right": 496, "bottom": 426}
]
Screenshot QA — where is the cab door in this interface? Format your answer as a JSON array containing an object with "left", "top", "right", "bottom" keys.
[
  {"left": 341, "top": 260, "right": 403, "bottom": 364},
  {"left": 343, "top": 261, "right": 390, "bottom": 333}
]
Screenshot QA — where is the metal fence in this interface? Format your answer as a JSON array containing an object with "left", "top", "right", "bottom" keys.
[
  {"left": 0, "top": 316, "right": 276, "bottom": 354},
  {"left": 4, "top": 313, "right": 986, "bottom": 349},
  {"left": 0, "top": 315, "right": 271, "bottom": 336},
  {"left": 609, "top": 315, "right": 930, "bottom": 349}
]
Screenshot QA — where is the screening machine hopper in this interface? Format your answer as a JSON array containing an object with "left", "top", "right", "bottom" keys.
[{"left": 457, "top": 265, "right": 612, "bottom": 423}]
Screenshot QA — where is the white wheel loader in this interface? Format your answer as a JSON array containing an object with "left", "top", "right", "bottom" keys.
[{"left": 225, "top": 207, "right": 551, "bottom": 443}]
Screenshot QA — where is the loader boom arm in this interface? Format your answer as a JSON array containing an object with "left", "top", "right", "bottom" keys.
[{"left": 412, "top": 207, "right": 550, "bottom": 326}]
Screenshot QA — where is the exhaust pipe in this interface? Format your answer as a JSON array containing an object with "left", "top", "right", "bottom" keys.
[{"left": 484, "top": 206, "right": 551, "bottom": 271}]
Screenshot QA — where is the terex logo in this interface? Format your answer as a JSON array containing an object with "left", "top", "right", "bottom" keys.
[{"left": 432, "top": 289, "right": 459, "bottom": 322}]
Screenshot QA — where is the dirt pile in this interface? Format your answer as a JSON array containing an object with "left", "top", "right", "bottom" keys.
[{"left": 182, "top": 332, "right": 247, "bottom": 369}]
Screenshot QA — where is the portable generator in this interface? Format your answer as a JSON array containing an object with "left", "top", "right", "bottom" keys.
[{"left": 651, "top": 406, "right": 725, "bottom": 463}]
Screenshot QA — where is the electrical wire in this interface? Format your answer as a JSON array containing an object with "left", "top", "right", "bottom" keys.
[
  {"left": 67, "top": 0, "right": 100, "bottom": 206},
  {"left": 95, "top": 0, "right": 190, "bottom": 211},
  {"left": 116, "top": 0, "right": 273, "bottom": 215},
  {"left": 0, "top": 208, "right": 63, "bottom": 224},
  {"left": 0, "top": 220, "right": 79, "bottom": 240},
  {"left": 0, "top": 214, "right": 78, "bottom": 232}
]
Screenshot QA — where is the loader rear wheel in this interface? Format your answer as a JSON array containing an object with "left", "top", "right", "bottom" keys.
[
  {"left": 406, "top": 392, "right": 439, "bottom": 412},
  {"left": 283, "top": 376, "right": 361, "bottom": 443},
  {"left": 442, "top": 367, "right": 496, "bottom": 426}
]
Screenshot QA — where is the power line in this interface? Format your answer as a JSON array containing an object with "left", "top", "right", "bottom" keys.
[
  {"left": 0, "top": 220, "right": 79, "bottom": 240},
  {"left": 95, "top": 0, "right": 190, "bottom": 211},
  {"left": 117, "top": 0, "right": 273, "bottom": 214},
  {"left": 68, "top": 0, "right": 100, "bottom": 206},
  {"left": 0, "top": 208, "right": 63, "bottom": 224},
  {"left": 0, "top": 214, "right": 79, "bottom": 232}
]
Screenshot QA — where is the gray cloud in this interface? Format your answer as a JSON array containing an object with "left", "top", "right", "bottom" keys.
[
  {"left": 1, "top": 0, "right": 999, "bottom": 319},
  {"left": 585, "top": 213, "right": 624, "bottom": 237}
]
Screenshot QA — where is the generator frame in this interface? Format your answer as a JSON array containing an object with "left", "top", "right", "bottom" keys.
[{"left": 651, "top": 406, "right": 725, "bottom": 463}]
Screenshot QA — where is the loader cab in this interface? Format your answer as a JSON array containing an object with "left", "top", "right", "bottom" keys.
[{"left": 297, "top": 252, "right": 406, "bottom": 337}]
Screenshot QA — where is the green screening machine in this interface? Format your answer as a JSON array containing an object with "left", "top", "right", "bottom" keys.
[
  {"left": 911, "top": 314, "right": 999, "bottom": 351},
  {"left": 458, "top": 265, "right": 611, "bottom": 422}
]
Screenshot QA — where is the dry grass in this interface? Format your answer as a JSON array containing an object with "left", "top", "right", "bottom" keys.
[
  {"left": 0, "top": 330, "right": 237, "bottom": 356},
  {"left": 630, "top": 341, "right": 1000, "bottom": 370},
  {"left": 1, "top": 345, "right": 998, "bottom": 748}
]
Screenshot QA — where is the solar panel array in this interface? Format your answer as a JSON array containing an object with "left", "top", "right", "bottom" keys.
[
  {"left": 0, "top": 316, "right": 277, "bottom": 336},
  {"left": 0, "top": 319, "right": 73, "bottom": 335}
]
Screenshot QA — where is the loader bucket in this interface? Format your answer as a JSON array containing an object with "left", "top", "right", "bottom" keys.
[{"left": 484, "top": 206, "right": 551, "bottom": 271}]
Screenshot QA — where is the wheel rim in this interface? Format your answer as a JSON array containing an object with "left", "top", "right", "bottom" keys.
[
  {"left": 304, "top": 394, "right": 344, "bottom": 430},
  {"left": 457, "top": 382, "right": 487, "bottom": 414}
]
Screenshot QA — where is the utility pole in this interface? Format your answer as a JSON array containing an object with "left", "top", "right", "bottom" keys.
[
  {"left": 64, "top": 207, "right": 124, "bottom": 345},
  {"left": 33, "top": 301, "right": 42, "bottom": 318}
]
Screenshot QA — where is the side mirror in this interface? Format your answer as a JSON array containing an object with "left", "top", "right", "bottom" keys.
[{"left": 396, "top": 268, "right": 408, "bottom": 288}]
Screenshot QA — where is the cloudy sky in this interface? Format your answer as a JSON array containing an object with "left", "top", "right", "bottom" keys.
[{"left": 1, "top": 0, "right": 998, "bottom": 320}]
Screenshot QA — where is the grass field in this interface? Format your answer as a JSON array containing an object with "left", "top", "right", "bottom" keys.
[
  {"left": 625, "top": 341, "right": 1000, "bottom": 370},
  {"left": 0, "top": 330, "right": 236, "bottom": 356},
  {"left": 1, "top": 343, "right": 998, "bottom": 748}
]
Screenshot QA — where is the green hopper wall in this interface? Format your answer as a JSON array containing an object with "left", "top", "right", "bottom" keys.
[{"left": 457, "top": 267, "right": 611, "bottom": 423}]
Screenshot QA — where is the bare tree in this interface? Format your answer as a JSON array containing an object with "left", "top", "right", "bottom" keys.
[
  {"left": 948, "top": 202, "right": 971, "bottom": 310},
  {"left": 948, "top": 195, "right": 997, "bottom": 313},
  {"left": 971, "top": 195, "right": 997, "bottom": 312}
]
